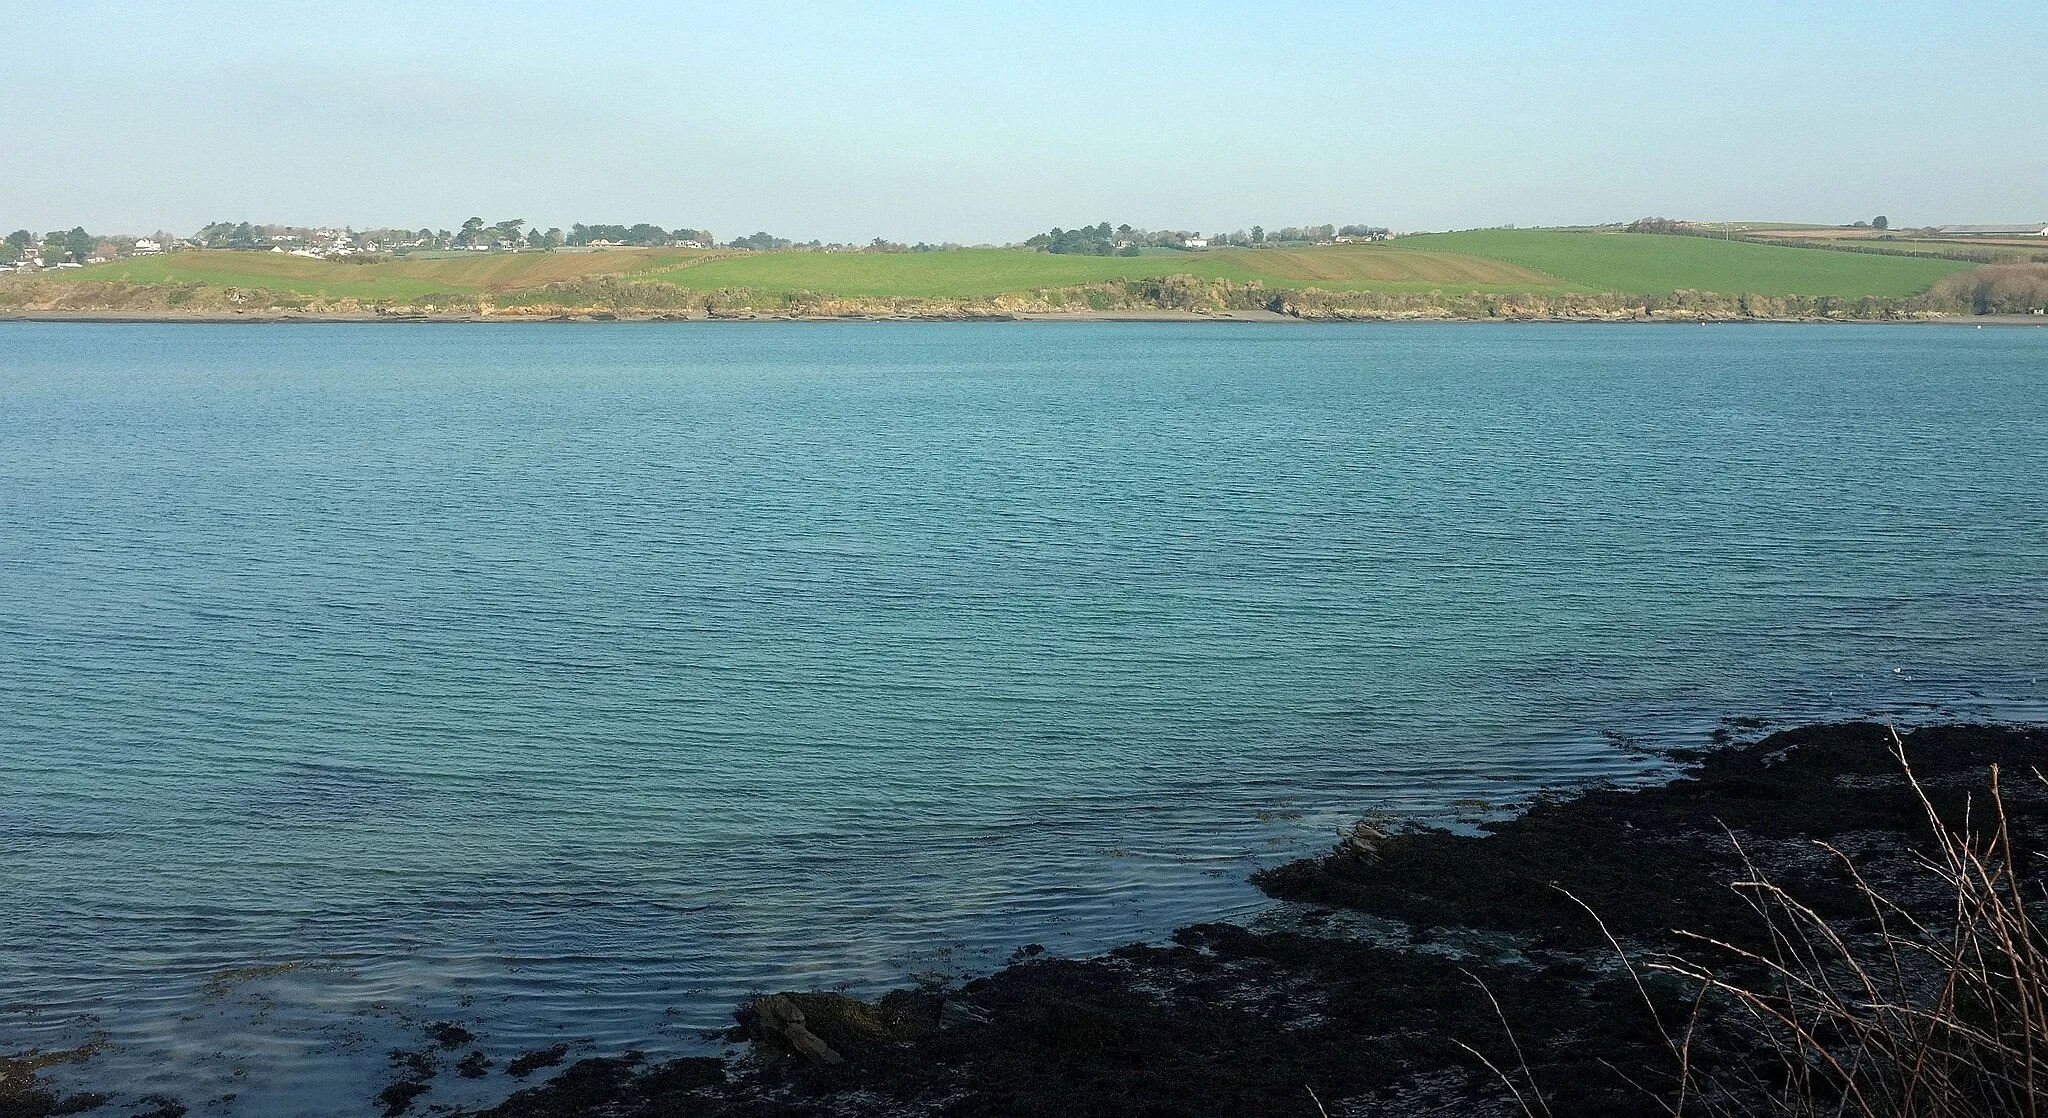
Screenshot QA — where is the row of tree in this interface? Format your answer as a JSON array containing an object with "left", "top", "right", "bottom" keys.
[
  {"left": 1024, "top": 222, "right": 1391, "bottom": 255},
  {"left": 1, "top": 228, "right": 100, "bottom": 265},
  {"left": 199, "top": 221, "right": 269, "bottom": 249},
  {"left": 188, "top": 219, "right": 718, "bottom": 253},
  {"left": 1025, "top": 223, "right": 1129, "bottom": 255},
  {"left": 5, "top": 219, "right": 764, "bottom": 259},
  {"left": 1271, "top": 224, "right": 1389, "bottom": 242},
  {"left": 564, "top": 223, "right": 714, "bottom": 247},
  {"left": 7, "top": 216, "right": 1405, "bottom": 266}
]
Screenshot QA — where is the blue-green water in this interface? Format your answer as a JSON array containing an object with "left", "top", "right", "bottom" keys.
[{"left": 3, "top": 321, "right": 2046, "bottom": 1112}]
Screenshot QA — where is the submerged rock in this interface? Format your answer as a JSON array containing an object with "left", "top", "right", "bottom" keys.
[
  {"left": 745, "top": 995, "right": 842, "bottom": 1065},
  {"left": 1338, "top": 819, "right": 1390, "bottom": 862},
  {"left": 0, "top": 1044, "right": 110, "bottom": 1118},
  {"left": 505, "top": 1045, "right": 569, "bottom": 1079},
  {"left": 937, "top": 999, "right": 991, "bottom": 1029}
]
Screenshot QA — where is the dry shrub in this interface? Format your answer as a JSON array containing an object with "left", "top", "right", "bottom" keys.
[
  {"left": 1924, "top": 264, "right": 2048, "bottom": 315},
  {"left": 1658, "top": 729, "right": 2048, "bottom": 1116},
  {"left": 1496, "top": 727, "right": 2048, "bottom": 1116}
]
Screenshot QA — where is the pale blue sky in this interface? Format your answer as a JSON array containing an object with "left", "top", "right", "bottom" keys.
[{"left": 3, "top": 1, "right": 2041, "bottom": 240}]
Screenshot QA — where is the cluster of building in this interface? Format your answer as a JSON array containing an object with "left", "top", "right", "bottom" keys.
[
  {"left": 0, "top": 226, "right": 409, "bottom": 273},
  {"left": 273, "top": 229, "right": 383, "bottom": 257},
  {"left": 0, "top": 233, "right": 187, "bottom": 273}
]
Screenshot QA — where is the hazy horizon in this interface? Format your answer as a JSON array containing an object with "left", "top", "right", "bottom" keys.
[{"left": 5, "top": 0, "right": 2043, "bottom": 242}]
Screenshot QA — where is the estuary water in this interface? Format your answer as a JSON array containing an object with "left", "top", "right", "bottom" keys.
[{"left": 3, "top": 321, "right": 2046, "bottom": 1112}]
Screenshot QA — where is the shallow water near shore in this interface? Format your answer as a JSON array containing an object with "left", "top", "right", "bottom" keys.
[{"left": 3, "top": 321, "right": 2046, "bottom": 1113}]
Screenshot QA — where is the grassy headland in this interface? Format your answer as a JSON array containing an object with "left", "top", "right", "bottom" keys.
[{"left": 2, "top": 228, "right": 2034, "bottom": 321}]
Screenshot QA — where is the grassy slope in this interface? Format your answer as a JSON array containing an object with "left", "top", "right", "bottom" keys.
[
  {"left": 1388, "top": 230, "right": 1974, "bottom": 297},
  {"left": 20, "top": 245, "right": 1569, "bottom": 300},
  {"left": 50, "top": 249, "right": 719, "bottom": 300},
  {"left": 12, "top": 230, "right": 1980, "bottom": 304},
  {"left": 636, "top": 245, "right": 1566, "bottom": 297}
]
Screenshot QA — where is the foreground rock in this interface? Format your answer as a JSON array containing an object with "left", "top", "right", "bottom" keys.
[{"left": 466, "top": 721, "right": 2048, "bottom": 1117}]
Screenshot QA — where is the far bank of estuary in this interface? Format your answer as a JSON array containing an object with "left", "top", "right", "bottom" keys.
[
  {"left": 4, "top": 230, "right": 2044, "bottom": 324},
  {"left": 4, "top": 273, "right": 2045, "bottom": 324},
  {"left": 8, "top": 308, "right": 2048, "bottom": 326}
]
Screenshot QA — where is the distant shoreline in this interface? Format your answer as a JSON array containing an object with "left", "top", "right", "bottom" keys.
[
  {"left": 5, "top": 309, "right": 2045, "bottom": 326},
  {"left": 7, "top": 233, "right": 2039, "bottom": 325}
]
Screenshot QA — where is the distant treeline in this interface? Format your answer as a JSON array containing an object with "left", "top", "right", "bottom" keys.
[
  {"left": 197, "top": 221, "right": 456, "bottom": 249},
  {"left": 2, "top": 219, "right": 953, "bottom": 258},
  {"left": 15, "top": 217, "right": 1419, "bottom": 262},
  {"left": 1024, "top": 222, "right": 1391, "bottom": 255},
  {"left": 1, "top": 228, "right": 86, "bottom": 265},
  {"left": 566, "top": 223, "right": 713, "bottom": 247},
  {"left": 181, "top": 220, "right": 720, "bottom": 252},
  {"left": 0, "top": 226, "right": 160, "bottom": 266}
]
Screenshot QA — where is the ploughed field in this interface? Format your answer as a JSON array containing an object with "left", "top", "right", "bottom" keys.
[{"left": 10, "top": 228, "right": 1981, "bottom": 303}]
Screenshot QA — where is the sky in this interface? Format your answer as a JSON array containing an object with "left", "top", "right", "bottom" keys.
[{"left": 3, "top": 1, "right": 2042, "bottom": 242}]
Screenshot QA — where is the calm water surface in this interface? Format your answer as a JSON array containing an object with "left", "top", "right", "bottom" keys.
[{"left": 3, "top": 321, "right": 2046, "bottom": 1112}]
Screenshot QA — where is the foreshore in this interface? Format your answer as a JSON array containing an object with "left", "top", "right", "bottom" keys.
[
  {"left": 17, "top": 721, "right": 2038, "bottom": 1117},
  {"left": 438, "top": 720, "right": 2047, "bottom": 1118},
  {"left": 485, "top": 721, "right": 2043, "bottom": 1118},
  {"left": 4, "top": 309, "right": 2045, "bottom": 326},
  {"left": 424, "top": 721, "right": 2042, "bottom": 1117}
]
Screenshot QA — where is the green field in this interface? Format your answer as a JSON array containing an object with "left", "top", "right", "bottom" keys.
[
  {"left": 633, "top": 245, "right": 1563, "bottom": 297},
  {"left": 10, "top": 229, "right": 1982, "bottom": 305},
  {"left": 1385, "top": 230, "right": 1973, "bottom": 297},
  {"left": 38, "top": 248, "right": 718, "bottom": 300}
]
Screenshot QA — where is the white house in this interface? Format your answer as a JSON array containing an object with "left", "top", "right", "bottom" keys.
[
  {"left": 133, "top": 238, "right": 163, "bottom": 254},
  {"left": 1183, "top": 238, "right": 1209, "bottom": 249}
]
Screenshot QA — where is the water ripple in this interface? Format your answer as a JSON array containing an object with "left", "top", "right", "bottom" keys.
[{"left": 1, "top": 321, "right": 2045, "bottom": 1113}]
